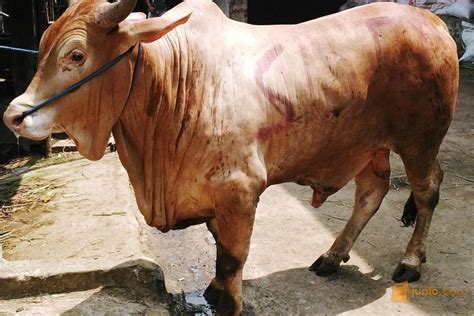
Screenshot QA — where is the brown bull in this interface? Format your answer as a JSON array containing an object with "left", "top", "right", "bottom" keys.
[{"left": 3, "top": 0, "right": 458, "bottom": 314}]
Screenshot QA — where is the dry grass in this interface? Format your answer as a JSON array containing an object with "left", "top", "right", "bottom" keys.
[{"left": 0, "top": 153, "right": 82, "bottom": 247}]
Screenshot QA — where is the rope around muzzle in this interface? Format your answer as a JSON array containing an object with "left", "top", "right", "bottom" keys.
[{"left": 19, "top": 43, "right": 142, "bottom": 120}]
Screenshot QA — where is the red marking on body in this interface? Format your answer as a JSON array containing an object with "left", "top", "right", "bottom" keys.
[
  {"left": 255, "top": 45, "right": 296, "bottom": 141},
  {"left": 366, "top": 17, "right": 391, "bottom": 60}
]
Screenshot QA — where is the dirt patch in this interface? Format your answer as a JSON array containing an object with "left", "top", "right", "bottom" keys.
[{"left": 0, "top": 153, "right": 83, "bottom": 257}]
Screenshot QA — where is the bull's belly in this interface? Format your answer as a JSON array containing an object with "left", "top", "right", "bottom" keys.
[{"left": 265, "top": 147, "right": 377, "bottom": 207}]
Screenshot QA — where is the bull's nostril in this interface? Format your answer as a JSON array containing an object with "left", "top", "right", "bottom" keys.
[{"left": 12, "top": 114, "right": 25, "bottom": 127}]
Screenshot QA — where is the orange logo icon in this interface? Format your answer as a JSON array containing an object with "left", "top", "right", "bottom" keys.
[{"left": 392, "top": 281, "right": 410, "bottom": 303}]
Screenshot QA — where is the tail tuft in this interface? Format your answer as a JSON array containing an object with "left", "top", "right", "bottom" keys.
[{"left": 401, "top": 192, "right": 417, "bottom": 227}]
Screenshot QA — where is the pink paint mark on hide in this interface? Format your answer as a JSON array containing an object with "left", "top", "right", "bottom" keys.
[
  {"left": 255, "top": 45, "right": 296, "bottom": 141},
  {"left": 366, "top": 17, "right": 391, "bottom": 60}
]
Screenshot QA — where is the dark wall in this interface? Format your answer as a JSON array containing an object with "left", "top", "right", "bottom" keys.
[
  {"left": 7, "top": 0, "right": 48, "bottom": 95},
  {"left": 1, "top": 0, "right": 52, "bottom": 155},
  {"left": 134, "top": 0, "right": 180, "bottom": 13},
  {"left": 248, "top": 0, "right": 347, "bottom": 25},
  {"left": 138, "top": 1, "right": 345, "bottom": 24}
]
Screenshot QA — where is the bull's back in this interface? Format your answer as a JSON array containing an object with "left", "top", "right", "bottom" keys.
[{"left": 230, "top": 3, "right": 458, "bottom": 184}]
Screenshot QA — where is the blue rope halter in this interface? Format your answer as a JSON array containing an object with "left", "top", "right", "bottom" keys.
[{"left": 20, "top": 43, "right": 142, "bottom": 119}]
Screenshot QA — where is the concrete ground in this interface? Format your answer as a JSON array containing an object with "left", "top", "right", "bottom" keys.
[{"left": 0, "top": 68, "right": 473, "bottom": 315}]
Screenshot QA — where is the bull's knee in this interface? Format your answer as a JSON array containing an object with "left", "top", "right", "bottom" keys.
[{"left": 216, "top": 243, "right": 241, "bottom": 281}]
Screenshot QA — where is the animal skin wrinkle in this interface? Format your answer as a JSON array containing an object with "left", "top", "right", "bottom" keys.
[
  {"left": 147, "top": 84, "right": 162, "bottom": 116},
  {"left": 55, "top": 37, "right": 87, "bottom": 67},
  {"left": 144, "top": 48, "right": 201, "bottom": 225},
  {"left": 40, "top": 23, "right": 69, "bottom": 60},
  {"left": 175, "top": 61, "right": 197, "bottom": 151},
  {"left": 39, "top": 3, "right": 89, "bottom": 62}
]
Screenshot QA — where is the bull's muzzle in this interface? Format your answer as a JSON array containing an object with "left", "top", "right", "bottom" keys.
[
  {"left": 3, "top": 104, "right": 25, "bottom": 135},
  {"left": 3, "top": 101, "right": 53, "bottom": 140}
]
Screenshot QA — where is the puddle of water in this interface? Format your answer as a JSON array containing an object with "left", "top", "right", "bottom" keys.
[
  {"left": 172, "top": 288, "right": 256, "bottom": 315},
  {"left": 185, "top": 290, "right": 215, "bottom": 315},
  {"left": 173, "top": 290, "right": 215, "bottom": 315}
]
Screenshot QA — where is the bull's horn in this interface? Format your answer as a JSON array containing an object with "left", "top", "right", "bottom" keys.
[{"left": 95, "top": 0, "right": 137, "bottom": 28}]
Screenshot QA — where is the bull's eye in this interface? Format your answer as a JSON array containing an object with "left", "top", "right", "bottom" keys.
[
  {"left": 67, "top": 50, "right": 86, "bottom": 66},
  {"left": 72, "top": 52, "right": 83, "bottom": 62},
  {"left": 71, "top": 52, "right": 84, "bottom": 63},
  {"left": 61, "top": 49, "right": 86, "bottom": 71}
]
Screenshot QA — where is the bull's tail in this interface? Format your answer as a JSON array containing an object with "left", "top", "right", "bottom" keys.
[{"left": 401, "top": 192, "right": 417, "bottom": 227}]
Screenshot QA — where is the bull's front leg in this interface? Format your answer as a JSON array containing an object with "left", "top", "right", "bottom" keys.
[
  {"left": 205, "top": 184, "right": 258, "bottom": 315},
  {"left": 204, "top": 218, "right": 224, "bottom": 303}
]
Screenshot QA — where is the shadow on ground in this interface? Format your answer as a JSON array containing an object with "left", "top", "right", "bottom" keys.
[
  {"left": 60, "top": 287, "right": 167, "bottom": 315},
  {"left": 60, "top": 264, "right": 388, "bottom": 315},
  {"left": 281, "top": 180, "right": 472, "bottom": 314},
  {"left": 243, "top": 265, "right": 388, "bottom": 315}
]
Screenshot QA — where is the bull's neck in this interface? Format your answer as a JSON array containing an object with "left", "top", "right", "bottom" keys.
[{"left": 112, "top": 31, "right": 204, "bottom": 231}]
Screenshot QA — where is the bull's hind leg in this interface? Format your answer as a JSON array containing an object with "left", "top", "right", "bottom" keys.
[
  {"left": 392, "top": 156, "right": 443, "bottom": 282},
  {"left": 311, "top": 150, "right": 390, "bottom": 276}
]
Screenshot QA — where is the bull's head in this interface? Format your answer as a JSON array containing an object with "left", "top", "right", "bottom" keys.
[{"left": 3, "top": 0, "right": 192, "bottom": 160}]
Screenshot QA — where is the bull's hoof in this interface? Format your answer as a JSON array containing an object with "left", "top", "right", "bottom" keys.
[
  {"left": 309, "top": 255, "right": 341, "bottom": 276},
  {"left": 203, "top": 282, "right": 223, "bottom": 305},
  {"left": 392, "top": 263, "right": 421, "bottom": 283}
]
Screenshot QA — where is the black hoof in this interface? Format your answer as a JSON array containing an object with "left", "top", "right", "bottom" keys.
[
  {"left": 309, "top": 255, "right": 340, "bottom": 276},
  {"left": 392, "top": 263, "right": 421, "bottom": 283},
  {"left": 203, "top": 283, "right": 223, "bottom": 305}
]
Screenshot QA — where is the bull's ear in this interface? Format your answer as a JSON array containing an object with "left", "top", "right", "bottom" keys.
[
  {"left": 123, "top": 3, "right": 193, "bottom": 44},
  {"left": 68, "top": 0, "right": 80, "bottom": 6},
  {"left": 126, "top": 12, "right": 147, "bottom": 23}
]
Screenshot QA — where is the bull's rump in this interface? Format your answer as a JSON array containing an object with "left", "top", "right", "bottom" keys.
[{"left": 233, "top": 3, "right": 458, "bottom": 183}]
